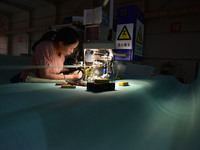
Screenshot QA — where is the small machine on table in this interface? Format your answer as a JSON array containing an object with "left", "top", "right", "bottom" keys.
[
  {"left": 81, "top": 1, "right": 116, "bottom": 92},
  {"left": 83, "top": 41, "right": 116, "bottom": 92}
]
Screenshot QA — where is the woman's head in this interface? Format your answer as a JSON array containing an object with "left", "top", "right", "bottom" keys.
[
  {"left": 32, "top": 27, "right": 80, "bottom": 55},
  {"left": 54, "top": 27, "right": 80, "bottom": 45},
  {"left": 54, "top": 27, "right": 80, "bottom": 56}
]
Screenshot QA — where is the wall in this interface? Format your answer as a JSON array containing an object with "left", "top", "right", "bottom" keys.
[
  {"left": 142, "top": 0, "right": 200, "bottom": 83},
  {"left": 0, "top": 36, "right": 8, "bottom": 55},
  {"left": 11, "top": 34, "right": 29, "bottom": 56}
]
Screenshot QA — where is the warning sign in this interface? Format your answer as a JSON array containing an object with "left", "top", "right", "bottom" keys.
[
  {"left": 134, "top": 19, "right": 144, "bottom": 56},
  {"left": 136, "top": 26, "right": 143, "bottom": 44},
  {"left": 115, "top": 23, "right": 133, "bottom": 49},
  {"left": 117, "top": 26, "right": 131, "bottom": 40}
]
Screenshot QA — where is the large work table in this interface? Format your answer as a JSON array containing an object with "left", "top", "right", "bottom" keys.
[{"left": 0, "top": 73, "right": 200, "bottom": 150}]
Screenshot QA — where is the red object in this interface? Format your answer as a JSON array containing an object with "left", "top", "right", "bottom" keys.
[
  {"left": 171, "top": 22, "right": 181, "bottom": 32},
  {"left": 68, "top": 81, "right": 87, "bottom": 86}
]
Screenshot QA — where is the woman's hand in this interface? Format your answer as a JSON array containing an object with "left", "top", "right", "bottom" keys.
[{"left": 72, "top": 70, "right": 83, "bottom": 80}]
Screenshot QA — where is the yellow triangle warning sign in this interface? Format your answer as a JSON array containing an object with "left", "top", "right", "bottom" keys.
[
  {"left": 136, "top": 26, "right": 143, "bottom": 44},
  {"left": 117, "top": 26, "right": 131, "bottom": 40}
]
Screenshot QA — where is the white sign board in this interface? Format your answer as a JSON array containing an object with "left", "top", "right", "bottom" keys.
[{"left": 115, "top": 23, "right": 134, "bottom": 49}]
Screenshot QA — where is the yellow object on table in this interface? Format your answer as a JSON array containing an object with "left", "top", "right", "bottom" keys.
[
  {"left": 116, "top": 77, "right": 121, "bottom": 80},
  {"left": 147, "top": 74, "right": 154, "bottom": 77},
  {"left": 61, "top": 84, "right": 76, "bottom": 88},
  {"left": 119, "top": 81, "right": 129, "bottom": 86},
  {"left": 94, "top": 79, "right": 110, "bottom": 84}
]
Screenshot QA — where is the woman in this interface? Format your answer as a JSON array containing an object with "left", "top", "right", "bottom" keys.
[{"left": 20, "top": 27, "right": 82, "bottom": 82}]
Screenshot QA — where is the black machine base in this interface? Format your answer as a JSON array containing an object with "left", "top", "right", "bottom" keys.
[{"left": 87, "top": 82, "right": 115, "bottom": 92}]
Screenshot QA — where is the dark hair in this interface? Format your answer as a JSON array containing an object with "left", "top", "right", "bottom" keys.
[
  {"left": 54, "top": 27, "right": 80, "bottom": 45},
  {"left": 32, "top": 27, "right": 80, "bottom": 51}
]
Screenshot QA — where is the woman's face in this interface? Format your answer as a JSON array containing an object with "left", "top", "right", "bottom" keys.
[{"left": 59, "top": 41, "right": 79, "bottom": 56}]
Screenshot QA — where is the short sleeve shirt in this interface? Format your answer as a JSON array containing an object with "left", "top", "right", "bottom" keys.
[{"left": 21, "top": 41, "right": 65, "bottom": 81}]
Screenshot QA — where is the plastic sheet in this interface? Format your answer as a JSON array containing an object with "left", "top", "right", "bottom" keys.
[{"left": 0, "top": 67, "right": 199, "bottom": 150}]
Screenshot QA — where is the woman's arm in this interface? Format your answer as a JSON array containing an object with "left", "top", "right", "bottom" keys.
[
  {"left": 61, "top": 68, "right": 70, "bottom": 72},
  {"left": 38, "top": 68, "right": 82, "bottom": 80}
]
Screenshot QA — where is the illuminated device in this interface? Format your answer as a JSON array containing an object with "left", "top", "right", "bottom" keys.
[
  {"left": 83, "top": 41, "right": 116, "bottom": 91},
  {"left": 81, "top": 0, "right": 116, "bottom": 91}
]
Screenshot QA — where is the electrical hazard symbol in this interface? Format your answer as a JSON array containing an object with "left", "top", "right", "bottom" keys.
[
  {"left": 116, "top": 23, "right": 133, "bottom": 49},
  {"left": 136, "top": 26, "right": 143, "bottom": 44},
  {"left": 117, "top": 26, "right": 131, "bottom": 40}
]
